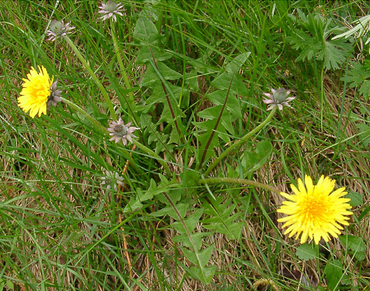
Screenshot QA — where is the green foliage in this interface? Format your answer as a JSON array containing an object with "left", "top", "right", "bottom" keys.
[
  {"left": 1, "top": 0, "right": 368, "bottom": 290},
  {"left": 339, "top": 235, "right": 366, "bottom": 261},
  {"left": 324, "top": 259, "right": 344, "bottom": 291},
  {"left": 194, "top": 53, "right": 249, "bottom": 167},
  {"left": 287, "top": 9, "right": 352, "bottom": 70},
  {"left": 342, "top": 60, "right": 370, "bottom": 100},
  {"left": 202, "top": 196, "right": 244, "bottom": 240},
  {"left": 346, "top": 191, "right": 363, "bottom": 207},
  {"left": 241, "top": 140, "right": 272, "bottom": 177},
  {"left": 296, "top": 243, "right": 318, "bottom": 260}
]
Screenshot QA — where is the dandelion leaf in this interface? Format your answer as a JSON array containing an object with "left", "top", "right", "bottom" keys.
[
  {"left": 242, "top": 140, "right": 272, "bottom": 176},
  {"left": 172, "top": 208, "right": 204, "bottom": 233}
]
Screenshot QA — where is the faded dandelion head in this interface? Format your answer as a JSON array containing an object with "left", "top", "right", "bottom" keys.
[
  {"left": 18, "top": 66, "right": 57, "bottom": 118},
  {"left": 277, "top": 175, "right": 353, "bottom": 245},
  {"left": 47, "top": 81, "right": 62, "bottom": 109},
  {"left": 98, "top": 1, "right": 125, "bottom": 22},
  {"left": 46, "top": 20, "right": 75, "bottom": 41},
  {"left": 263, "top": 88, "right": 295, "bottom": 111},
  {"left": 107, "top": 117, "right": 139, "bottom": 146},
  {"left": 100, "top": 170, "right": 124, "bottom": 191}
]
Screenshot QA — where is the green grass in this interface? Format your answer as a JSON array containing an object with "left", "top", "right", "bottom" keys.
[{"left": 1, "top": 0, "right": 370, "bottom": 290}]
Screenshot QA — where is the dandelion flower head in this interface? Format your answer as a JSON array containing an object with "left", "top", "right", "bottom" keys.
[
  {"left": 263, "top": 88, "right": 295, "bottom": 111},
  {"left": 277, "top": 175, "right": 353, "bottom": 245},
  {"left": 18, "top": 66, "right": 54, "bottom": 118},
  {"left": 46, "top": 20, "right": 75, "bottom": 42},
  {"left": 100, "top": 170, "right": 124, "bottom": 191},
  {"left": 98, "top": 1, "right": 125, "bottom": 22},
  {"left": 107, "top": 117, "right": 139, "bottom": 146}
]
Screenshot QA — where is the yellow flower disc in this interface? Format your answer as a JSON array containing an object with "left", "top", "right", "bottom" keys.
[
  {"left": 18, "top": 66, "right": 53, "bottom": 118},
  {"left": 277, "top": 175, "right": 353, "bottom": 244}
]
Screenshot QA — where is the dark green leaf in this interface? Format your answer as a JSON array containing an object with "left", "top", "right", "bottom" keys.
[
  {"left": 133, "top": 16, "right": 160, "bottom": 45},
  {"left": 172, "top": 232, "right": 212, "bottom": 250},
  {"left": 211, "top": 72, "right": 249, "bottom": 96},
  {"left": 324, "top": 259, "right": 342, "bottom": 291},
  {"left": 225, "top": 52, "right": 250, "bottom": 74},
  {"left": 172, "top": 208, "right": 204, "bottom": 233},
  {"left": 150, "top": 203, "right": 188, "bottom": 219},
  {"left": 140, "top": 62, "right": 182, "bottom": 87},
  {"left": 189, "top": 265, "right": 217, "bottom": 284},
  {"left": 356, "top": 123, "right": 370, "bottom": 147},
  {"left": 135, "top": 46, "right": 173, "bottom": 64},
  {"left": 339, "top": 235, "right": 366, "bottom": 252},
  {"left": 296, "top": 244, "right": 318, "bottom": 260},
  {"left": 207, "top": 90, "right": 242, "bottom": 119},
  {"left": 346, "top": 191, "right": 363, "bottom": 207}
]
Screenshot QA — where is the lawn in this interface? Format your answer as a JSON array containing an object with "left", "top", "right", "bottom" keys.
[{"left": 0, "top": 0, "right": 369, "bottom": 290}]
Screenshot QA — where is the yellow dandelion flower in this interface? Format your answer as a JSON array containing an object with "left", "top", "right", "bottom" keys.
[
  {"left": 18, "top": 66, "right": 53, "bottom": 118},
  {"left": 277, "top": 175, "right": 353, "bottom": 245}
]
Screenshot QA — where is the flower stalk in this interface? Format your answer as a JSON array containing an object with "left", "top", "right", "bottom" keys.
[
  {"left": 62, "top": 35, "right": 117, "bottom": 121},
  {"left": 198, "top": 177, "right": 281, "bottom": 194},
  {"left": 110, "top": 19, "right": 138, "bottom": 124}
]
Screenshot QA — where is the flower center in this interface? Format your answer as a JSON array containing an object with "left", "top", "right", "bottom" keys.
[
  {"left": 114, "top": 124, "right": 128, "bottom": 137},
  {"left": 105, "top": 1, "right": 118, "bottom": 12},
  {"left": 300, "top": 192, "right": 331, "bottom": 225},
  {"left": 273, "top": 88, "right": 287, "bottom": 103},
  {"left": 50, "top": 21, "right": 64, "bottom": 35},
  {"left": 30, "top": 78, "right": 51, "bottom": 101}
]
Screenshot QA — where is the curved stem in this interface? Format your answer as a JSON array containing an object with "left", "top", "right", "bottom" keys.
[
  {"left": 63, "top": 35, "right": 116, "bottom": 121},
  {"left": 204, "top": 108, "right": 277, "bottom": 176},
  {"left": 198, "top": 177, "right": 281, "bottom": 194}
]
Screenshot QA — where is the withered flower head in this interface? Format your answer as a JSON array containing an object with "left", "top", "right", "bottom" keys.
[
  {"left": 107, "top": 117, "right": 139, "bottom": 146},
  {"left": 47, "top": 80, "right": 62, "bottom": 109},
  {"left": 46, "top": 20, "right": 75, "bottom": 42},
  {"left": 100, "top": 170, "right": 124, "bottom": 191},
  {"left": 263, "top": 88, "right": 295, "bottom": 111},
  {"left": 98, "top": 1, "right": 125, "bottom": 22}
]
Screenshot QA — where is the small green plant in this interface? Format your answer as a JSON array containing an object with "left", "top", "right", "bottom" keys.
[{"left": 0, "top": 1, "right": 367, "bottom": 290}]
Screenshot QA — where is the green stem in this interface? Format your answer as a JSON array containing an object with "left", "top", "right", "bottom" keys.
[
  {"left": 204, "top": 108, "right": 277, "bottom": 176},
  {"left": 63, "top": 35, "right": 116, "bottom": 121},
  {"left": 198, "top": 177, "right": 281, "bottom": 194},
  {"left": 110, "top": 20, "right": 138, "bottom": 125},
  {"left": 60, "top": 97, "right": 107, "bottom": 134},
  {"left": 110, "top": 20, "right": 135, "bottom": 103},
  {"left": 320, "top": 66, "right": 324, "bottom": 131},
  {"left": 131, "top": 139, "right": 171, "bottom": 176}
]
